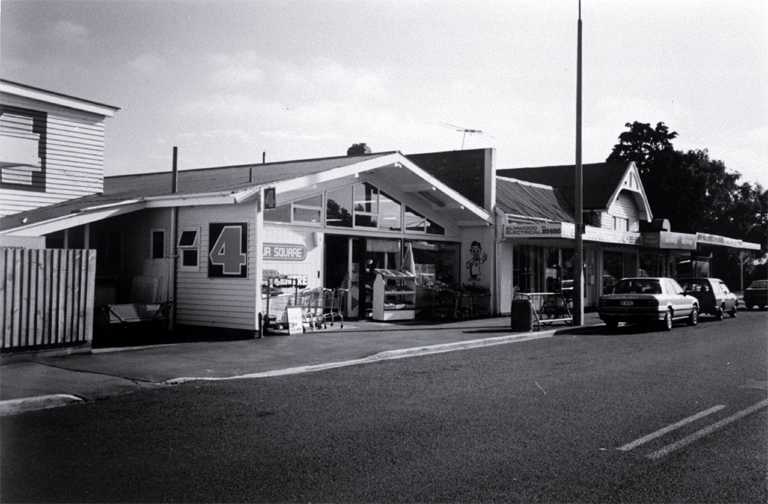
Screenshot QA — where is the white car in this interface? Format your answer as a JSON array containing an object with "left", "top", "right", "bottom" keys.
[{"left": 598, "top": 277, "right": 699, "bottom": 331}]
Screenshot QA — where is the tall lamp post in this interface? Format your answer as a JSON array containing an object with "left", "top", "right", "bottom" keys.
[{"left": 574, "top": 1, "right": 585, "bottom": 326}]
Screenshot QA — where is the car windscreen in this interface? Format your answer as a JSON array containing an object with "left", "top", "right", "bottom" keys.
[
  {"left": 750, "top": 280, "right": 768, "bottom": 288},
  {"left": 613, "top": 279, "right": 662, "bottom": 294}
]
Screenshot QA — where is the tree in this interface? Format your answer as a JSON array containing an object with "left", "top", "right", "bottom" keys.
[{"left": 607, "top": 121, "right": 678, "bottom": 176}]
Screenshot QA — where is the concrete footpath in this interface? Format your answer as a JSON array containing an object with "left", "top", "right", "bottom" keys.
[{"left": 0, "top": 312, "right": 604, "bottom": 416}]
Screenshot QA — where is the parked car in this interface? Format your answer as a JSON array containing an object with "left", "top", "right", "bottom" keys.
[
  {"left": 598, "top": 277, "right": 699, "bottom": 331},
  {"left": 679, "top": 278, "right": 737, "bottom": 320},
  {"left": 743, "top": 280, "right": 768, "bottom": 310}
]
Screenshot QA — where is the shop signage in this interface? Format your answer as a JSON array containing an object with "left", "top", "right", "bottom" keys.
[
  {"left": 583, "top": 227, "right": 642, "bottom": 245},
  {"left": 643, "top": 231, "right": 697, "bottom": 250},
  {"left": 504, "top": 222, "right": 642, "bottom": 245},
  {"left": 696, "top": 232, "right": 742, "bottom": 248},
  {"left": 262, "top": 243, "right": 307, "bottom": 261},
  {"left": 503, "top": 222, "right": 575, "bottom": 239},
  {"left": 264, "top": 187, "right": 276, "bottom": 209},
  {"left": 208, "top": 223, "right": 248, "bottom": 278}
]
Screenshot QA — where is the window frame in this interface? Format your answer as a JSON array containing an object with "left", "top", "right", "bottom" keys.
[
  {"left": 177, "top": 228, "right": 200, "bottom": 272},
  {"left": 150, "top": 229, "right": 166, "bottom": 259}
]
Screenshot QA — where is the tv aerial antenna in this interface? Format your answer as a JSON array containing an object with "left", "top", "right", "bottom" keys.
[{"left": 441, "top": 122, "right": 494, "bottom": 149}]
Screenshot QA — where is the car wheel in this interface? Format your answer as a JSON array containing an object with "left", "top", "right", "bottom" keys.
[
  {"left": 605, "top": 320, "right": 618, "bottom": 330},
  {"left": 687, "top": 306, "right": 699, "bottom": 326},
  {"left": 715, "top": 306, "right": 724, "bottom": 320},
  {"left": 746, "top": 304, "right": 753, "bottom": 311},
  {"left": 760, "top": 304, "right": 766, "bottom": 310},
  {"left": 728, "top": 306, "right": 737, "bottom": 318},
  {"left": 662, "top": 309, "right": 673, "bottom": 331}
]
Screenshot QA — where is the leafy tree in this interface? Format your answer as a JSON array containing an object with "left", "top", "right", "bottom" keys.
[
  {"left": 607, "top": 121, "right": 767, "bottom": 286},
  {"left": 607, "top": 121, "right": 678, "bottom": 176}
]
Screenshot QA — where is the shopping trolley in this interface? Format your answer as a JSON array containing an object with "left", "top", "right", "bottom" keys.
[
  {"left": 298, "top": 287, "right": 326, "bottom": 331},
  {"left": 322, "top": 288, "right": 347, "bottom": 328}
]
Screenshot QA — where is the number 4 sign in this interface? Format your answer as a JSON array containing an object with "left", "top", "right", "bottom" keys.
[{"left": 208, "top": 223, "right": 248, "bottom": 278}]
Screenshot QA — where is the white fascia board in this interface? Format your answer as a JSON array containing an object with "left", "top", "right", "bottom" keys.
[
  {"left": 271, "top": 153, "right": 403, "bottom": 195},
  {"left": 1, "top": 81, "right": 119, "bottom": 117},
  {"left": 143, "top": 192, "right": 239, "bottom": 208},
  {"left": 395, "top": 155, "right": 492, "bottom": 223},
  {"left": 1, "top": 203, "right": 146, "bottom": 237}
]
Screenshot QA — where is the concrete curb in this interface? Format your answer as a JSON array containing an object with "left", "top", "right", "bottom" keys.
[
  {"left": 0, "top": 394, "right": 84, "bottom": 416},
  {"left": 2, "top": 323, "right": 603, "bottom": 415},
  {"left": 164, "top": 329, "right": 559, "bottom": 385}
]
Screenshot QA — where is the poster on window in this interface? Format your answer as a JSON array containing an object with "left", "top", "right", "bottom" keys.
[{"left": 208, "top": 223, "right": 248, "bottom": 278}]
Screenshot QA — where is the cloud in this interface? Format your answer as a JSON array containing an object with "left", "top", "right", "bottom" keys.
[
  {"left": 207, "top": 52, "right": 267, "bottom": 85},
  {"left": 128, "top": 54, "right": 165, "bottom": 75},
  {"left": 51, "top": 20, "right": 89, "bottom": 42}
]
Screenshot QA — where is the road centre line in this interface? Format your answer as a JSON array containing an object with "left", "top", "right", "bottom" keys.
[
  {"left": 617, "top": 405, "right": 726, "bottom": 452},
  {"left": 646, "top": 398, "right": 768, "bottom": 461}
]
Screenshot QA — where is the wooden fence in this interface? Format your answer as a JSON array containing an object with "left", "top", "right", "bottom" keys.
[{"left": 1, "top": 248, "right": 96, "bottom": 351}]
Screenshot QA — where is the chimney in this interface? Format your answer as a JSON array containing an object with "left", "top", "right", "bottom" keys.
[{"left": 347, "top": 143, "right": 372, "bottom": 156}]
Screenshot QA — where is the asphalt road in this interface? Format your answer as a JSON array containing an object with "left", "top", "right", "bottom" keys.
[{"left": 2, "top": 312, "right": 766, "bottom": 503}]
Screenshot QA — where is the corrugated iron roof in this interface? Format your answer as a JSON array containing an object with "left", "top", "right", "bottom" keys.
[
  {"left": 496, "top": 162, "right": 630, "bottom": 210},
  {"left": 105, "top": 152, "right": 395, "bottom": 197},
  {"left": 496, "top": 177, "right": 574, "bottom": 222}
]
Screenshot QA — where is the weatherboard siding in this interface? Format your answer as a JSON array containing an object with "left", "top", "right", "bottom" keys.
[
  {"left": 175, "top": 205, "right": 257, "bottom": 331},
  {"left": 603, "top": 192, "right": 640, "bottom": 232},
  {"left": 1, "top": 96, "right": 107, "bottom": 217}
]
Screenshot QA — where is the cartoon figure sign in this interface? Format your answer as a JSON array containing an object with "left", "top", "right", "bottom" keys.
[{"left": 466, "top": 241, "right": 488, "bottom": 280}]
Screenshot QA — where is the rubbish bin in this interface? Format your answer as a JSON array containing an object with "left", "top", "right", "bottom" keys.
[{"left": 511, "top": 295, "right": 535, "bottom": 332}]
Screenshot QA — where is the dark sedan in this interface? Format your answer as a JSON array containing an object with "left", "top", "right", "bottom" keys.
[
  {"left": 598, "top": 277, "right": 699, "bottom": 331},
  {"left": 743, "top": 280, "right": 768, "bottom": 310}
]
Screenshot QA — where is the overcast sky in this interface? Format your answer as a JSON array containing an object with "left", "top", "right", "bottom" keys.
[{"left": 2, "top": 0, "right": 766, "bottom": 188}]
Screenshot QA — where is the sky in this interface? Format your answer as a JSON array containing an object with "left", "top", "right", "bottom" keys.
[{"left": 2, "top": 0, "right": 767, "bottom": 189}]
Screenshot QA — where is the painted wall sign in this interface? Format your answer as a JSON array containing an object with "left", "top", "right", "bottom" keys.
[
  {"left": 264, "top": 187, "right": 276, "bottom": 209},
  {"left": 503, "top": 222, "right": 575, "bottom": 239},
  {"left": 504, "top": 221, "right": 642, "bottom": 245},
  {"left": 262, "top": 243, "right": 307, "bottom": 261},
  {"left": 208, "top": 223, "right": 248, "bottom": 278}
]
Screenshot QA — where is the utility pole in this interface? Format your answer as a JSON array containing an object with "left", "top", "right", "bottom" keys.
[{"left": 574, "top": 0, "right": 584, "bottom": 326}]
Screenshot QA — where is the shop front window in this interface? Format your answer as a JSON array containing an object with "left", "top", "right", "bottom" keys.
[
  {"left": 640, "top": 253, "right": 666, "bottom": 277},
  {"left": 513, "top": 245, "right": 542, "bottom": 293},
  {"left": 326, "top": 182, "right": 406, "bottom": 232},
  {"left": 293, "top": 195, "right": 322, "bottom": 224},
  {"left": 603, "top": 251, "right": 623, "bottom": 294},
  {"left": 265, "top": 194, "right": 323, "bottom": 225},
  {"left": 326, "top": 186, "right": 354, "bottom": 228},
  {"left": 404, "top": 206, "right": 445, "bottom": 235},
  {"left": 410, "top": 241, "right": 459, "bottom": 287},
  {"left": 379, "top": 191, "right": 401, "bottom": 231}
]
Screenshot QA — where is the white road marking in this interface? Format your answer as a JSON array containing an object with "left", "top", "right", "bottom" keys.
[
  {"left": 617, "top": 405, "right": 726, "bottom": 452},
  {"left": 646, "top": 398, "right": 768, "bottom": 460}
]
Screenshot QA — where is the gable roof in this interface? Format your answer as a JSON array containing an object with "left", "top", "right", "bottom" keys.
[
  {"left": 496, "top": 162, "right": 630, "bottom": 210},
  {"left": 1, "top": 152, "right": 492, "bottom": 236},
  {"left": 496, "top": 177, "right": 574, "bottom": 223}
]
